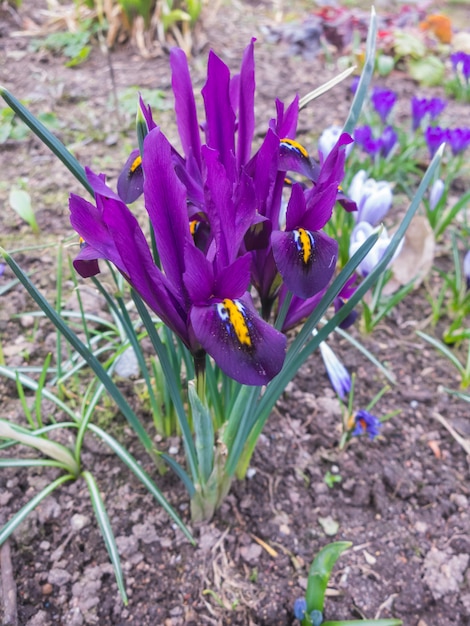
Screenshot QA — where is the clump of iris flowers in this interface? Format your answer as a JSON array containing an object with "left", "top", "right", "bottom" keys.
[{"left": 69, "top": 40, "right": 354, "bottom": 388}]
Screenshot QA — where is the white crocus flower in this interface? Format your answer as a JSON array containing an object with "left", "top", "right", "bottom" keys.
[
  {"left": 349, "top": 170, "right": 393, "bottom": 226},
  {"left": 349, "top": 222, "right": 403, "bottom": 277},
  {"left": 318, "top": 125, "right": 353, "bottom": 160},
  {"left": 429, "top": 178, "right": 445, "bottom": 211}
]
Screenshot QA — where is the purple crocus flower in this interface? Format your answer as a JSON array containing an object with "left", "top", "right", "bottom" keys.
[
  {"left": 354, "top": 125, "right": 396, "bottom": 159},
  {"left": 447, "top": 127, "right": 470, "bottom": 155},
  {"left": 381, "top": 125, "right": 398, "bottom": 157},
  {"left": 427, "top": 97, "right": 447, "bottom": 120},
  {"left": 354, "top": 124, "right": 373, "bottom": 147},
  {"left": 371, "top": 87, "right": 397, "bottom": 124},
  {"left": 411, "top": 97, "right": 429, "bottom": 131},
  {"left": 451, "top": 51, "right": 470, "bottom": 82},
  {"left": 411, "top": 97, "right": 447, "bottom": 131},
  {"left": 351, "top": 410, "right": 382, "bottom": 439},
  {"left": 424, "top": 126, "right": 448, "bottom": 158}
]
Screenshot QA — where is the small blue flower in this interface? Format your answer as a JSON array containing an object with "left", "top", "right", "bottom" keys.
[
  {"left": 310, "top": 610, "right": 324, "bottom": 626},
  {"left": 294, "top": 597, "right": 307, "bottom": 620},
  {"left": 352, "top": 410, "right": 382, "bottom": 439}
]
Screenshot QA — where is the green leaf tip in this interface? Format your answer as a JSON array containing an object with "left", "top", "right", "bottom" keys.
[{"left": 306, "top": 542, "right": 352, "bottom": 613}]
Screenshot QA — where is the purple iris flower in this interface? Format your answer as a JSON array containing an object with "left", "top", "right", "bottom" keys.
[
  {"left": 411, "top": 97, "right": 447, "bottom": 131},
  {"left": 71, "top": 41, "right": 352, "bottom": 385},
  {"left": 371, "top": 87, "right": 397, "bottom": 124},
  {"left": 271, "top": 134, "right": 352, "bottom": 299},
  {"left": 70, "top": 41, "right": 288, "bottom": 386},
  {"left": 352, "top": 410, "right": 382, "bottom": 439},
  {"left": 279, "top": 273, "right": 357, "bottom": 332},
  {"left": 424, "top": 126, "right": 448, "bottom": 158},
  {"left": 451, "top": 51, "right": 470, "bottom": 81}
]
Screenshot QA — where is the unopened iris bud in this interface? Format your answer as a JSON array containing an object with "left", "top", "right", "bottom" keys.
[
  {"left": 319, "top": 341, "right": 351, "bottom": 400},
  {"left": 429, "top": 179, "right": 445, "bottom": 211}
]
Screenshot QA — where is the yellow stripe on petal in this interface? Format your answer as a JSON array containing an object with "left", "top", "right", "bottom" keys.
[
  {"left": 217, "top": 299, "right": 252, "bottom": 347},
  {"left": 295, "top": 228, "right": 314, "bottom": 265},
  {"left": 189, "top": 220, "right": 199, "bottom": 236},
  {"left": 130, "top": 155, "right": 142, "bottom": 173},
  {"left": 280, "top": 138, "right": 309, "bottom": 159}
]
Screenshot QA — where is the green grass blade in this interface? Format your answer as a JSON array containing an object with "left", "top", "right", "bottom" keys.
[
  {"left": 34, "top": 352, "right": 52, "bottom": 429},
  {"left": 131, "top": 291, "right": 199, "bottom": 483},
  {"left": 334, "top": 326, "right": 396, "bottom": 384},
  {"left": 343, "top": 7, "right": 377, "bottom": 135},
  {"left": 0, "top": 458, "right": 69, "bottom": 469},
  {"left": 0, "top": 87, "right": 93, "bottom": 196},
  {"left": 88, "top": 424, "right": 195, "bottom": 541},
  {"left": 0, "top": 250, "right": 155, "bottom": 455},
  {"left": 0, "top": 474, "right": 74, "bottom": 545},
  {"left": 0, "top": 419, "right": 79, "bottom": 474},
  {"left": 82, "top": 470, "right": 127, "bottom": 604},
  {"left": 188, "top": 381, "right": 214, "bottom": 484},
  {"left": 416, "top": 331, "right": 463, "bottom": 375}
]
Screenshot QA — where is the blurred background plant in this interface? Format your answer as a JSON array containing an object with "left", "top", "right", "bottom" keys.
[{"left": 14, "top": 0, "right": 203, "bottom": 63}]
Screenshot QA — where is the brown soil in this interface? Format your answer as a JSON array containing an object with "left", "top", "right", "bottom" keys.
[{"left": 1, "top": 1, "right": 469, "bottom": 626}]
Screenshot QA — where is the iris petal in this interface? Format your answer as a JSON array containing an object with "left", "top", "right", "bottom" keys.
[
  {"left": 272, "top": 228, "right": 338, "bottom": 299},
  {"left": 117, "top": 149, "right": 143, "bottom": 204},
  {"left": 191, "top": 295, "right": 286, "bottom": 385}
]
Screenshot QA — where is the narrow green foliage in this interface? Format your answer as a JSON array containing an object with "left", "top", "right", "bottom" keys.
[
  {"left": 82, "top": 471, "right": 128, "bottom": 604},
  {"left": 305, "top": 542, "right": 352, "bottom": 614},
  {"left": 8, "top": 188, "right": 39, "bottom": 233}
]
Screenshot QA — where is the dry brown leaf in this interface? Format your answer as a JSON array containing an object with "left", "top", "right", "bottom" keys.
[{"left": 384, "top": 215, "right": 435, "bottom": 295}]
